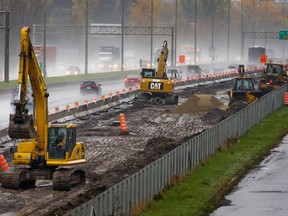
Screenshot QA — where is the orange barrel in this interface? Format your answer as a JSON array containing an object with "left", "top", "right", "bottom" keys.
[
  {"left": 0, "top": 154, "right": 9, "bottom": 171},
  {"left": 284, "top": 93, "right": 288, "bottom": 105},
  {"left": 119, "top": 113, "right": 129, "bottom": 135}
]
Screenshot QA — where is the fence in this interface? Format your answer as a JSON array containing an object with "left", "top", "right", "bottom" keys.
[{"left": 65, "top": 84, "right": 286, "bottom": 216}]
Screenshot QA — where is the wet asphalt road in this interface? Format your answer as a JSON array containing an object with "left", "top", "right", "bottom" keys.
[{"left": 211, "top": 135, "right": 288, "bottom": 216}]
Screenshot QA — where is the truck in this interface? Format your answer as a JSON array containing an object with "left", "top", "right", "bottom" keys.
[
  {"left": 248, "top": 46, "right": 265, "bottom": 65},
  {"left": 33, "top": 45, "right": 56, "bottom": 76},
  {"left": 124, "top": 51, "right": 137, "bottom": 70},
  {"left": 98, "top": 46, "right": 120, "bottom": 71},
  {"left": 179, "top": 45, "right": 201, "bottom": 65}
]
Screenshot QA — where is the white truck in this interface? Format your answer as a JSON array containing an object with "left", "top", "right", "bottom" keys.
[{"left": 98, "top": 46, "right": 120, "bottom": 71}]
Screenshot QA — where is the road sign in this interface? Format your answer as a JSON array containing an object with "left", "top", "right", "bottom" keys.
[
  {"left": 279, "top": 30, "right": 288, "bottom": 40},
  {"left": 209, "top": 46, "right": 216, "bottom": 52},
  {"left": 260, "top": 54, "right": 267, "bottom": 64},
  {"left": 178, "top": 55, "right": 185, "bottom": 64}
]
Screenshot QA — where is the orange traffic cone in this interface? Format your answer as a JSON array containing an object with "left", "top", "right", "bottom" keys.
[
  {"left": 0, "top": 154, "right": 9, "bottom": 171},
  {"left": 119, "top": 113, "right": 129, "bottom": 135}
]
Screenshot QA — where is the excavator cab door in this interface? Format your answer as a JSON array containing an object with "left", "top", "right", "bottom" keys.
[{"left": 47, "top": 126, "right": 77, "bottom": 159}]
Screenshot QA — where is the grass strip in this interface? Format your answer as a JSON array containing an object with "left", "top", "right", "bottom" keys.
[
  {"left": 134, "top": 106, "right": 288, "bottom": 216},
  {"left": 0, "top": 69, "right": 140, "bottom": 91}
]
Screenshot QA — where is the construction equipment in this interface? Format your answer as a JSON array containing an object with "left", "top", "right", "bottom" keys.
[
  {"left": 2, "top": 27, "right": 86, "bottom": 191},
  {"left": 259, "top": 62, "right": 288, "bottom": 94},
  {"left": 137, "top": 41, "right": 178, "bottom": 105},
  {"left": 228, "top": 65, "right": 262, "bottom": 106}
]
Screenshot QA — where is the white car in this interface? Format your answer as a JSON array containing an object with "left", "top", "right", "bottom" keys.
[{"left": 166, "top": 68, "right": 182, "bottom": 81}]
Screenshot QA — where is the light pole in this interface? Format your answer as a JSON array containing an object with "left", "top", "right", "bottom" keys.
[
  {"left": 85, "top": 0, "right": 88, "bottom": 75},
  {"left": 211, "top": 0, "right": 214, "bottom": 64},
  {"left": 227, "top": 0, "right": 230, "bottom": 63},
  {"left": 175, "top": 0, "right": 177, "bottom": 66},
  {"left": 282, "top": 3, "right": 285, "bottom": 59},
  {"left": 252, "top": 0, "right": 255, "bottom": 47},
  {"left": 150, "top": 0, "right": 153, "bottom": 67},
  {"left": 194, "top": 0, "right": 197, "bottom": 65},
  {"left": 241, "top": 0, "right": 244, "bottom": 60},
  {"left": 43, "top": 0, "right": 47, "bottom": 77}
]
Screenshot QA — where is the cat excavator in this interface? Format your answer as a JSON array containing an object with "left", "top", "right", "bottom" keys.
[
  {"left": 258, "top": 62, "right": 288, "bottom": 94},
  {"left": 137, "top": 40, "right": 178, "bottom": 105},
  {"left": 1, "top": 27, "right": 86, "bottom": 191}
]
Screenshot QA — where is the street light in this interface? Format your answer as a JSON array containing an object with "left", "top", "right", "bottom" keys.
[{"left": 227, "top": 0, "right": 230, "bottom": 63}]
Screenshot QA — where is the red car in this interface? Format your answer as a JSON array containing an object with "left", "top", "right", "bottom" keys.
[{"left": 124, "top": 75, "right": 141, "bottom": 88}]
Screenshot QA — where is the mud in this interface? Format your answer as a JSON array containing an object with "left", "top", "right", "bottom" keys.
[{"left": 0, "top": 79, "right": 247, "bottom": 216}]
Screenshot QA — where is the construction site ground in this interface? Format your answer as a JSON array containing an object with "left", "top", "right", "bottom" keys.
[{"left": 0, "top": 79, "right": 247, "bottom": 216}]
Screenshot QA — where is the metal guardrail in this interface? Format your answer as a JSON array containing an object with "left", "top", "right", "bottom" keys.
[{"left": 65, "top": 70, "right": 278, "bottom": 216}]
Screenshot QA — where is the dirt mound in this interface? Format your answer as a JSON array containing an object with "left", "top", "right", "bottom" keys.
[{"left": 173, "top": 94, "right": 228, "bottom": 114}]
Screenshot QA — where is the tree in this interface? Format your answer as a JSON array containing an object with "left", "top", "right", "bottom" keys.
[{"left": 127, "top": 0, "right": 161, "bottom": 26}]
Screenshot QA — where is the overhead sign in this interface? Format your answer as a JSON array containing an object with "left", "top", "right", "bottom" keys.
[
  {"left": 260, "top": 54, "right": 267, "bottom": 64},
  {"left": 279, "top": 30, "right": 288, "bottom": 40}
]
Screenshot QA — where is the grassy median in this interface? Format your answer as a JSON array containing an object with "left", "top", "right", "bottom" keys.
[
  {"left": 134, "top": 106, "right": 288, "bottom": 216},
  {"left": 0, "top": 69, "right": 140, "bottom": 91}
]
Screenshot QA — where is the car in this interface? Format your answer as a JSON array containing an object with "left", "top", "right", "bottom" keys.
[
  {"left": 227, "top": 64, "right": 239, "bottom": 71},
  {"left": 186, "top": 65, "right": 202, "bottom": 74},
  {"left": 80, "top": 80, "right": 102, "bottom": 95},
  {"left": 124, "top": 74, "right": 141, "bottom": 88},
  {"left": 65, "top": 66, "right": 81, "bottom": 75},
  {"left": 140, "top": 60, "right": 152, "bottom": 68},
  {"left": 10, "top": 86, "right": 33, "bottom": 110},
  {"left": 166, "top": 68, "right": 182, "bottom": 81}
]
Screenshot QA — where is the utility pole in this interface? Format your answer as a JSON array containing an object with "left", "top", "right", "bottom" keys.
[
  {"left": 150, "top": 0, "right": 153, "bottom": 67},
  {"left": 194, "top": 0, "right": 197, "bottom": 65},
  {"left": 0, "top": 11, "right": 10, "bottom": 82},
  {"left": 43, "top": 0, "right": 47, "bottom": 77},
  {"left": 85, "top": 0, "right": 88, "bottom": 75},
  {"left": 227, "top": 0, "right": 230, "bottom": 63}
]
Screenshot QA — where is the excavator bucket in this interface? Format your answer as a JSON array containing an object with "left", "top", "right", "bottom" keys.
[{"left": 8, "top": 114, "right": 37, "bottom": 139}]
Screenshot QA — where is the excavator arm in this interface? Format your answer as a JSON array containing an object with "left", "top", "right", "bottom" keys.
[
  {"left": 8, "top": 27, "right": 49, "bottom": 151},
  {"left": 156, "top": 40, "right": 168, "bottom": 78}
]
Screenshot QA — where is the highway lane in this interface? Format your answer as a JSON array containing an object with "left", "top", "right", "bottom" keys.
[
  {"left": 0, "top": 66, "right": 238, "bottom": 129},
  {"left": 0, "top": 78, "right": 127, "bottom": 129},
  {"left": 211, "top": 135, "right": 288, "bottom": 216}
]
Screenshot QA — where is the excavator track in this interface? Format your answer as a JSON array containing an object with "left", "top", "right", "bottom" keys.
[
  {"left": 1, "top": 168, "right": 36, "bottom": 189},
  {"left": 52, "top": 168, "right": 86, "bottom": 191}
]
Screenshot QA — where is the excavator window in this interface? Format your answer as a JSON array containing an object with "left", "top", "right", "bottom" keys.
[{"left": 48, "top": 127, "right": 68, "bottom": 159}]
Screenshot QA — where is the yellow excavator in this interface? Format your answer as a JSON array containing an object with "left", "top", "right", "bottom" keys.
[
  {"left": 137, "top": 40, "right": 178, "bottom": 105},
  {"left": 1, "top": 27, "right": 86, "bottom": 191},
  {"left": 258, "top": 62, "right": 288, "bottom": 94},
  {"left": 228, "top": 65, "right": 262, "bottom": 105}
]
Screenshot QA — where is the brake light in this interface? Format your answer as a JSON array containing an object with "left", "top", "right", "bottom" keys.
[
  {"left": 124, "top": 78, "right": 128, "bottom": 82},
  {"left": 92, "top": 85, "right": 98, "bottom": 89},
  {"left": 80, "top": 85, "right": 85, "bottom": 88}
]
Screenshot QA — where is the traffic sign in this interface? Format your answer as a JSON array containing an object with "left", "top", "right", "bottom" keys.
[
  {"left": 260, "top": 54, "right": 267, "bottom": 64},
  {"left": 209, "top": 46, "right": 216, "bottom": 52},
  {"left": 178, "top": 55, "right": 185, "bottom": 64},
  {"left": 279, "top": 30, "right": 288, "bottom": 40}
]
